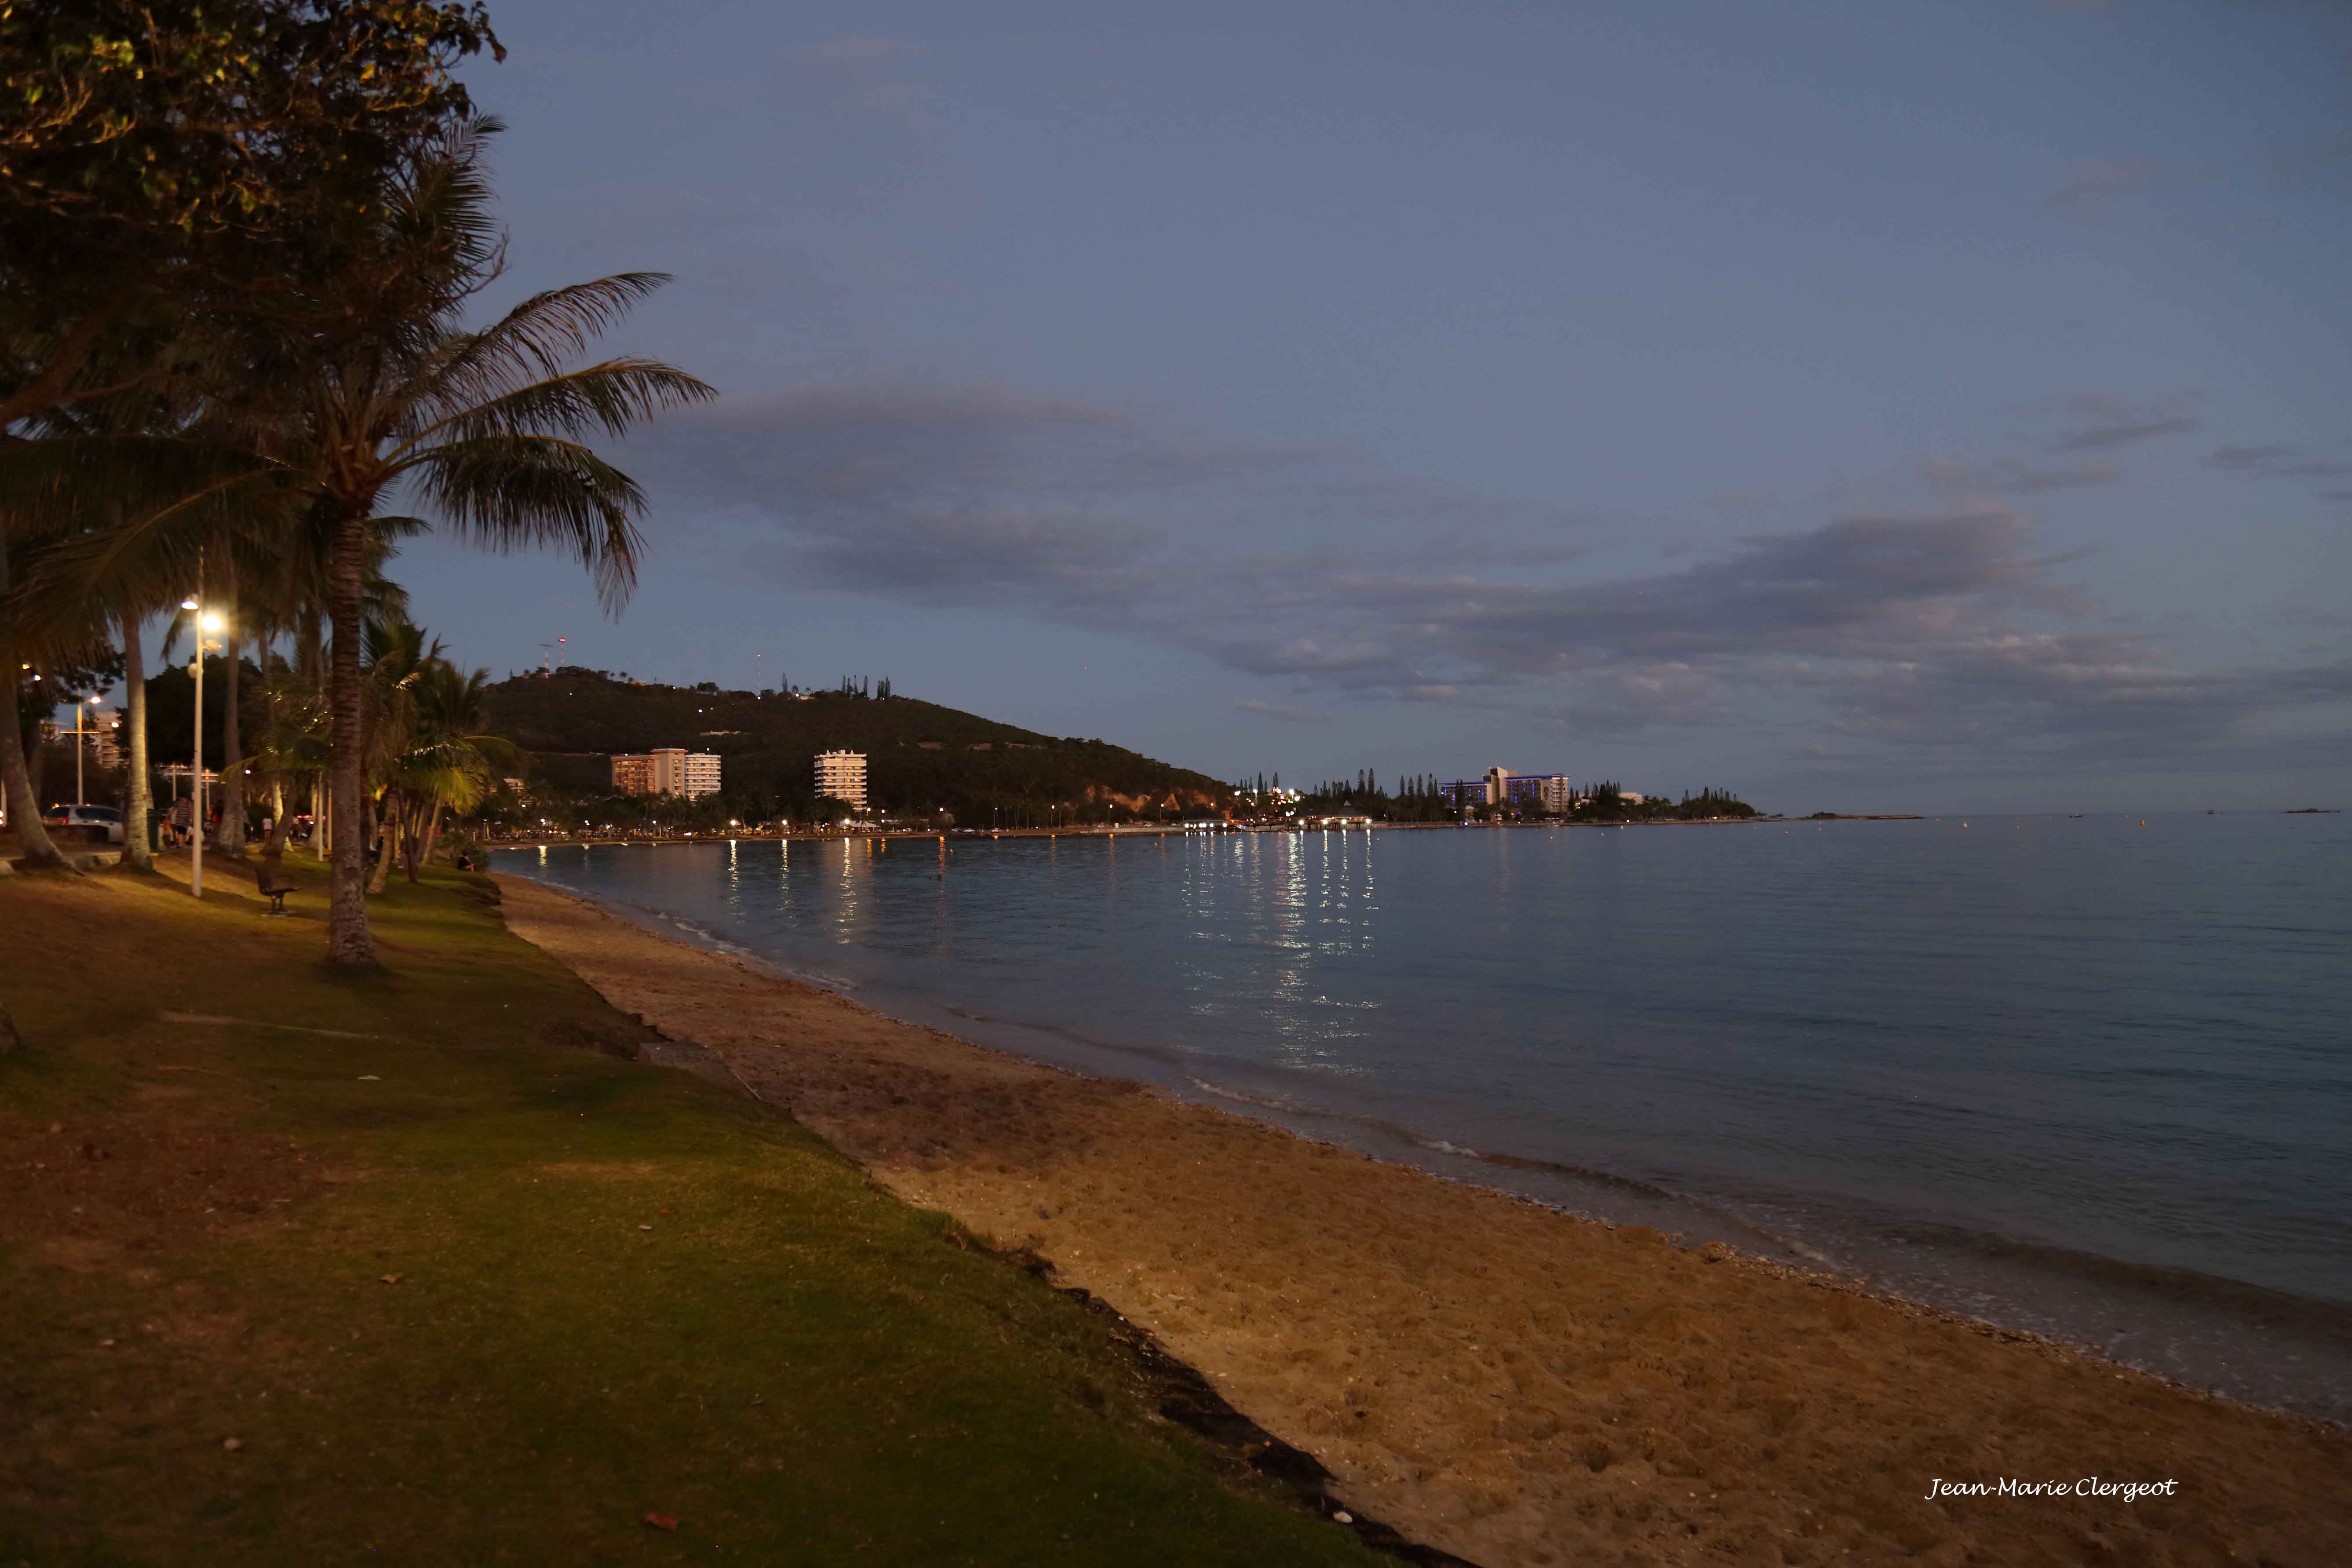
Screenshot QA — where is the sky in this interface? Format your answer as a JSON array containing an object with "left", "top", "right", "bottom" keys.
[{"left": 364, "top": 0, "right": 2351, "bottom": 813}]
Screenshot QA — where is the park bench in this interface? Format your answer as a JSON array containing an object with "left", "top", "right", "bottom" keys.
[{"left": 255, "top": 871, "right": 296, "bottom": 917}]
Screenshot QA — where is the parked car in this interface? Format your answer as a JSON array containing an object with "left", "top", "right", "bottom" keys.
[{"left": 40, "top": 803, "right": 125, "bottom": 843}]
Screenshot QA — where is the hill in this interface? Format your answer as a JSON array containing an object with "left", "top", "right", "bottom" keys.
[{"left": 483, "top": 669, "right": 1234, "bottom": 826}]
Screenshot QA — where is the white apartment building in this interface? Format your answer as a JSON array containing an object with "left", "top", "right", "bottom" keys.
[
  {"left": 612, "top": 748, "right": 723, "bottom": 799},
  {"left": 670, "top": 750, "right": 722, "bottom": 798},
  {"left": 1537, "top": 775, "right": 1576, "bottom": 815},
  {"left": 815, "top": 750, "right": 868, "bottom": 811}
]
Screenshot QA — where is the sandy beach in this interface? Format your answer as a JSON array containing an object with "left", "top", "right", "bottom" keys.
[{"left": 496, "top": 875, "right": 2352, "bottom": 1568}]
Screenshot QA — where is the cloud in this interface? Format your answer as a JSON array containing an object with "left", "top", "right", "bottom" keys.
[
  {"left": 2204, "top": 444, "right": 2352, "bottom": 482},
  {"left": 2039, "top": 157, "right": 2204, "bottom": 211},
  {"left": 1232, "top": 698, "right": 1325, "bottom": 724},
  {"left": 800, "top": 36, "right": 927, "bottom": 67},
  {"left": 1922, "top": 456, "right": 2122, "bottom": 493},
  {"left": 2032, "top": 393, "right": 2205, "bottom": 454},
  {"left": 2208, "top": 443, "right": 2302, "bottom": 471},
  {"left": 2049, "top": 416, "right": 2201, "bottom": 452},
  {"left": 625, "top": 383, "right": 2352, "bottom": 772}
]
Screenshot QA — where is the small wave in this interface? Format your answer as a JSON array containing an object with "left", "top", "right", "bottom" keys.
[
  {"left": 1874, "top": 1222, "right": 2352, "bottom": 1354},
  {"left": 1187, "top": 1078, "right": 1301, "bottom": 1113}
]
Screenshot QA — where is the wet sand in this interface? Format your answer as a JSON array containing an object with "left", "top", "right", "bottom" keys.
[{"left": 496, "top": 875, "right": 2352, "bottom": 1567}]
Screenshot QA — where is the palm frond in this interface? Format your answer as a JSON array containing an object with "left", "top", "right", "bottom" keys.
[
  {"left": 405, "top": 274, "right": 680, "bottom": 419},
  {"left": 408, "top": 434, "right": 649, "bottom": 611},
  {"left": 401, "top": 359, "right": 715, "bottom": 453}
]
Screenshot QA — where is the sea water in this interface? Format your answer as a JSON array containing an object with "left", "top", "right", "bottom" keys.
[{"left": 494, "top": 813, "right": 2352, "bottom": 1424}]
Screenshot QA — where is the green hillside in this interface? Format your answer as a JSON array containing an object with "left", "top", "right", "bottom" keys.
[{"left": 484, "top": 670, "right": 1235, "bottom": 825}]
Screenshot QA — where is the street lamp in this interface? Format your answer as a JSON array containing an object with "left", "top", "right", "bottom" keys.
[
  {"left": 70, "top": 694, "right": 102, "bottom": 806},
  {"left": 186, "top": 598, "right": 226, "bottom": 897}
]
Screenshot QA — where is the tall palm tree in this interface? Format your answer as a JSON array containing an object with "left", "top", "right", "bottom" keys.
[
  {"left": 117, "top": 605, "right": 155, "bottom": 871},
  {"left": 248, "top": 120, "right": 710, "bottom": 962}
]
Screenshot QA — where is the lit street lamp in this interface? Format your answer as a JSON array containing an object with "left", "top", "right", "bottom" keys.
[
  {"left": 69, "top": 694, "right": 101, "bottom": 806},
  {"left": 185, "top": 597, "right": 225, "bottom": 897}
]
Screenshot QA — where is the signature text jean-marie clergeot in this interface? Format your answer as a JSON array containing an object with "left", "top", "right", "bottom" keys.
[{"left": 1925, "top": 1478, "right": 2180, "bottom": 1502}]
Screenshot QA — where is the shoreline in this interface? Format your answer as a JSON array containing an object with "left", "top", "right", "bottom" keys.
[
  {"left": 494, "top": 846, "right": 2352, "bottom": 1428},
  {"left": 476, "top": 816, "right": 1785, "bottom": 853},
  {"left": 495, "top": 872, "right": 2352, "bottom": 1567}
]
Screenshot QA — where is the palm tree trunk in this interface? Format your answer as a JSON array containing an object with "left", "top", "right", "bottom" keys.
[
  {"left": 421, "top": 799, "right": 446, "bottom": 872},
  {"left": 120, "top": 610, "right": 153, "bottom": 871},
  {"left": 0, "top": 675, "right": 66, "bottom": 868},
  {"left": 325, "top": 512, "right": 374, "bottom": 963},
  {"left": 314, "top": 775, "right": 330, "bottom": 860},
  {"left": 368, "top": 789, "right": 398, "bottom": 894},
  {"left": 213, "top": 560, "right": 245, "bottom": 857},
  {"left": 402, "top": 800, "right": 422, "bottom": 882},
  {"left": 0, "top": 532, "right": 68, "bottom": 868},
  {"left": 260, "top": 779, "right": 292, "bottom": 864}
]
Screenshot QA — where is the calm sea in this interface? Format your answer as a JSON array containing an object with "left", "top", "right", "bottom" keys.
[{"left": 494, "top": 813, "right": 2352, "bottom": 1424}]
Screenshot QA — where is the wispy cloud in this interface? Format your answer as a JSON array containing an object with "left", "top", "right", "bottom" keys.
[
  {"left": 2205, "top": 443, "right": 2352, "bottom": 481},
  {"left": 1922, "top": 456, "right": 2122, "bottom": 493},
  {"left": 800, "top": 35, "right": 928, "bottom": 67},
  {"left": 1232, "top": 698, "right": 1326, "bottom": 724},
  {"left": 2207, "top": 443, "right": 2302, "bottom": 471},
  {"left": 2031, "top": 392, "right": 2204, "bottom": 454},
  {"left": 2039, "top": 157, "right": 2204, "bottom": 211},
  {"left": 2050, "top": 416, "right": 2201, "bottom": 452}
]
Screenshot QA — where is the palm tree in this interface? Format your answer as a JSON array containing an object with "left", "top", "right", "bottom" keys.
[
  {"left": 390, "top": 658, "right": 517, "bottom": 882},
  {"left": 244, "top": 119, "right": 711, "bottom": 962},
  {"left": 357, "top": 617, "right": 435, "bottom": 895}
]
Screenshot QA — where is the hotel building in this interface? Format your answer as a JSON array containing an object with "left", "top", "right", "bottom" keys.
[
  {"left": 1437, "top": 767, "right": 1578, "bottom": 812},
  {"left": 814, "top": 750, "right": 868, "bottom": 811},
  {"left": 611, "top": 748, "right": 723, "bottom": 799}
]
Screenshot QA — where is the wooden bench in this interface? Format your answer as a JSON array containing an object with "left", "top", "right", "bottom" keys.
[{"left": 256, "top": 872, "right": 295, "bottom": 917}]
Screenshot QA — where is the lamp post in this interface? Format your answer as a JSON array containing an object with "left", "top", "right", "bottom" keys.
[
  {"left": 70, "top": 694, "right": 100, "bottom": 805},
  {"left": 184, "top": 597, "right": 224, "bottom": 897}
]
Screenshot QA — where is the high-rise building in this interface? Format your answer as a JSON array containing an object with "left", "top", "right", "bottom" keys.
[
  {"left": 611, "top": 748, "right": 722, "bottom": 798},
  {"left": 1440, "top": 768, "right": 1576, "bottom": 813},
  {"left": 91, "top": 709, "right": 125, "bottom": 771},
  {"left": 815, "top": 750, "right": 868, "bottom": 811},
  {"left": 656, "top": 748, "right": 721, "bottom": 798}
]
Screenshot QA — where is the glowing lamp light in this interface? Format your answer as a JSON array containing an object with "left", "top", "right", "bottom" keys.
[
  {"left": 181, "top": 598, "right": 199, "bottom": 610},
  {"left": 201, "top": 613, "right": 223, "bottom": 632}
]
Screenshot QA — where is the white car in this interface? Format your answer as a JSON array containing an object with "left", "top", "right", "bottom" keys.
[{"left": 41, "top": 803, "right": 125, "bottom": 843}]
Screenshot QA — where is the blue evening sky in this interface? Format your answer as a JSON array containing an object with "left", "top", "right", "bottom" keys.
[{"left": 375, "top": 0, "right": 2349, "bottom": 812}]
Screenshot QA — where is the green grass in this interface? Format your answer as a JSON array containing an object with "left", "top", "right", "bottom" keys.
[{"left": 0, "top": 861, "right": 1380, "bottom": 1565}]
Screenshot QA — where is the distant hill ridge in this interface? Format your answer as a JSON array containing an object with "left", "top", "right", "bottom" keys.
[{"left": 483, "top": 669, "right": 1234, "bottom": 820}]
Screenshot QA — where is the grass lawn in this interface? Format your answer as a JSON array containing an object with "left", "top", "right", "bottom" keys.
[{"left": 0, "top": 857, "right": 1385, "bottom": 1565}]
